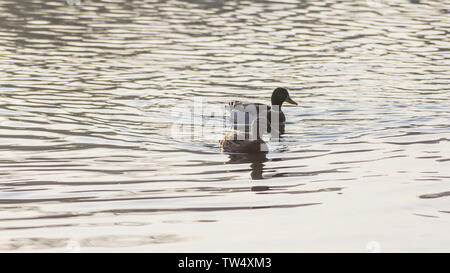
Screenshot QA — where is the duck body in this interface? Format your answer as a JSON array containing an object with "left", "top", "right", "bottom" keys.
[
  {"left": 227, "top": 87, "right": 296, "bottom": 131},
  {"left": 228, "top": 103, "right": 285, "bottom": 125},
  {"left": 220, "top": 131, "right": 268, "bottom": 154}
]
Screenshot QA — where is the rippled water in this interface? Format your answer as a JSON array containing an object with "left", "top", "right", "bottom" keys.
[{"left": 0, "top": 0, "right": 449, "bottom": 252}]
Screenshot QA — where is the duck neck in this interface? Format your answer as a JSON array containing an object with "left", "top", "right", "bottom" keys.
[{"left": 271, "top": 101, "right": 282, "bottom": 111}]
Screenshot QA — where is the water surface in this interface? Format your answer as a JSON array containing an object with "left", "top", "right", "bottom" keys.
[{"left": 0, "top": 0, "right": 449, "bottom": 252}]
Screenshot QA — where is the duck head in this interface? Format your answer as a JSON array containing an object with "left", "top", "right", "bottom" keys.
[{"left": 271, "top": 87, "right": 297, "bottom": 107}]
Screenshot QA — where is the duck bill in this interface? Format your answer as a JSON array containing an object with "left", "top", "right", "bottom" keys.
[{"left": 285, "top": 96, "right": 298, "bottom": 105}]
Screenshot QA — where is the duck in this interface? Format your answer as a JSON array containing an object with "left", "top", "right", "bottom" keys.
[
  {"left": 220, "top": 118, "right": 269, "bottom": 154},
  {"left": 227, "top": 87, "right": 297, "bottom": 133}
]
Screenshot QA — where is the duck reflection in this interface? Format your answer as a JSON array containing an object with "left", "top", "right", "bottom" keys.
[{"left": 226, "top": 152, "right": 268, "bottom": 180}]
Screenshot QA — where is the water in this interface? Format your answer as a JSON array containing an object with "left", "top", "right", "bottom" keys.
[{"left": 0, "top": 0, "right": 449, "bottom": 252}]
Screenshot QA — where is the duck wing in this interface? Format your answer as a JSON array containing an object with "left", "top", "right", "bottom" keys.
[
  {"left": 227, "top": 102, "right": 271, "bottom": 126},
  {"left": 227, "top": 102, "right": 270, "bottom": 111}
]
